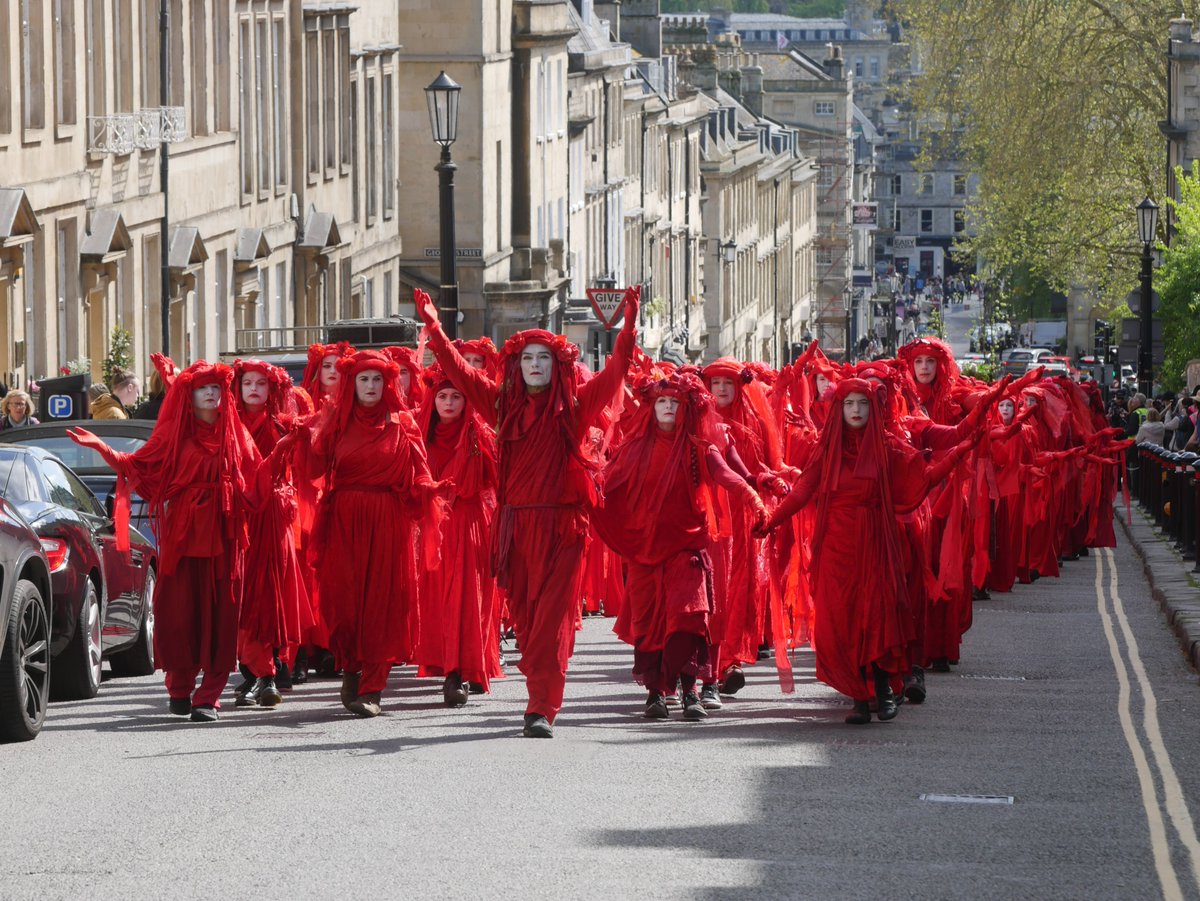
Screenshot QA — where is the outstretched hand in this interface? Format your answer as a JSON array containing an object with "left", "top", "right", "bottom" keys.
[
  {"left": 414, "top": 288, "right": 439, "bottom": 329},
  {"left": 66, "top": 427, "right": 106, "bottom": 453},
  {"left": 623, "top": 285, "right": 641, "bottom": 325}
]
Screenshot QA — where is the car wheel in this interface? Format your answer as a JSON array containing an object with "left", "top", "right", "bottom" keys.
[
  {"left": 51, "top": 579, "right": 102, "bottom": 701},
  {"left": 0, "top": 579, "right": 50, "bottom": 742},
  {"left": 109, "top": 568, "right": 155, "bottom": 678}
]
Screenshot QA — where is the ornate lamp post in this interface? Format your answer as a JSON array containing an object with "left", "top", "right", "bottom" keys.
[
  {"left": 1136, "top": 196, "right": 1159, "bottom": 397},
  {"left": 425, "top": 71, "right": 462, "bottom": 339}
]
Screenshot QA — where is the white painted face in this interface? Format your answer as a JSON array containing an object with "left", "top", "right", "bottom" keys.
[
  {"left": 462, "top": 352, "right": 486, "bottom": 370},
  {"left": 320, "top": 354, "right": 341, "bottom": 390},
  {"left": 913, "top": 354, "right": 938, "bottom": 385},
  {"left": 434, "top": 387, "right": 465, "bottom": 423},
  {"left": 709, "top": 376, "right": 737, "bottom": 408},
  {"left": 355, "top": 370, "right": 385, "bottom": 407},
  {"left": 240, "top": 372, "right": 269, "bottom": 410},
  {"left": 399, "top": 367, "right": 413, "bottom": 396},
  {"left": 654, "top": 395, "right": 680, "bottom": 431},
  {"left": 192, "top": 383, "right": 223, "bottom": 411},
  {"left": 815, "top": 373, "right": 832, "bottom": 396},
  {"left": 998, "top": 398, "right": 1016, "bottom": 424},
  {"left": 842, "top": 392, "right": 870, "bottom": 429},
  {"left": 520, "top": 343, "right": 553, "bottom": 388}
]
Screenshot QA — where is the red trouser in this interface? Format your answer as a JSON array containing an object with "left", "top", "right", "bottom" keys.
[
  {"left": 165, "top": 667, "right": 231, "bottom": 709},
  {"left": 238, "top": 630, "right": 276, "bottom": 678}
]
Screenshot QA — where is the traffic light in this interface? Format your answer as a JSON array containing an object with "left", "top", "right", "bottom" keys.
[{"left": 1094, "top": 319, "right": 1109, "bottom": 362}]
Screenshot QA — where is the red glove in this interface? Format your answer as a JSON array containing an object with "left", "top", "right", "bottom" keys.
[
  {"left": 623, "top": 285, "right": 641, "bottom": 325},
  {"left": 414, "top": 288, "right": 439, "bottom": 330},
  {"left": 66, "top": 427, "right": 122, "bottom": 470}
]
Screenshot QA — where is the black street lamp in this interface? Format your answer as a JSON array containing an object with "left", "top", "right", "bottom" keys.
[
  {"left": 1136, "top": 196, "right": 1159, "bottom": 397},
  {"left": 425, "top": 71, "right": 462, "bottom": 339}
]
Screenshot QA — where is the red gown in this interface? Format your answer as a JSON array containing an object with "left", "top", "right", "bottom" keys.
[
  {"left": 237, "top": 408, "right": 311, "bottom": 674},
  {"left": 426, "top": 324, "right": 635, "bottom": 724},
  {"left": 415, "top": 415, "right": 503, "bottom": 691},
  {"left": 308, "top": 405, "right": 435, "bottom": 693}
]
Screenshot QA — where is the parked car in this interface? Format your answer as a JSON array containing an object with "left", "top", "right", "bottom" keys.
[
  {"left": 0, "top": 445, "right": 157, "bottom": 701},
  {"left": 0, "top": 496, "right": 52, "bottom": 742},
  {"left": 0, "top": 420, "right": 156, "bottom": 547},
  {"left": 1003, "top": 347, "right": 1056, "bottom": 377}
]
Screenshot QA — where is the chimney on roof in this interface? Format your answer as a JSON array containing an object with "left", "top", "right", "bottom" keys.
[
  {"left": 823, "top": 43, "right": 844, "bottom": 80},
  {"left": 740, "top": 55, "right": 763, "bottom": 117}
]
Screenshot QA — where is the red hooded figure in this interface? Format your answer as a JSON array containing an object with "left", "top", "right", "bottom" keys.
[
  {"left": 594, "top": 372, "right": 767, "bottom": 719},
  {"left": 384, "top": 345, "right": 426, "bottom": 410},
  {"left": 230, "top": 360, "right": 312, "bottom": 705},
  {"left": 68, "top": 361, "right": 264, "bottom": 721},
  {"left": 304, "top": 350, "right": 443, "bottom": 717},
  {"left": 416, "top": 286, "right": 640, "bottom": 738},
  {"left": 413, "top": 365, "right": 504, "bottom": 704},
  {"left": 700, "top": 358, "right": 785, "bottom": 697},
  {"left": 759, "top": 378, "right": 972, "bottom": 723}
]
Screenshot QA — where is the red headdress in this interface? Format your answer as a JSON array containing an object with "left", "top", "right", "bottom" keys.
[
  {"left": 301, "top": 341, "right": 353, "bottom": 404},
  {"left": 310, "top": 351, "right": 405, "bottom": 454},
  {"left": 897, "top": 337, "right": 962, "bottom": 425},
  {"left": 416, "top": 363, "right": 498, "bottom": 500},
  {"left": 452, "top": 336, "right": 500, "bottom": 378},
  {"left": 232, "top": 359, "right": 297, "bottom": 420},
  {"left": 382, "top": 346, "right": 425, "bottom": 409},
  {"left": 495, "top": 328, "right": 581, "bottom": 434},
  {"left": 701, "top": 357, "right": 783, "bottom": 470}
]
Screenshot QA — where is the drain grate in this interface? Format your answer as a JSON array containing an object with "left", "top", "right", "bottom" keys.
[
  {"left": 959, "top": 674, "right": 1026, "bottom": 682},
  {"left": 920, "top": 793, "right": 1014, "bottom": 805}
]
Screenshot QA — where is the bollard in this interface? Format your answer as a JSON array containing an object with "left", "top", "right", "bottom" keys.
[
  {"left": 1134, "top": 443, "right": 1146, "bottom": 505},
  {"left": 1192, "top": 459, "right": 1200, "bottom": 572},
  {"left": 1152, "top": 445, "right": 1168, "bottom": 529}
]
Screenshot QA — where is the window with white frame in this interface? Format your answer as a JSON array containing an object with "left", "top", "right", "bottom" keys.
[
  {"left": 365, "top": 75, "right": 376, "bottom": 222},
  {"left": 954, "top": 209, "right": 966, "bottom": 233},
  {"left": 191, "top": 0, "right": 208, "bottom": 134},
  {"left": 255, "top": 16, "right": 270, "bottom": 190},
  {"left": 920, "top": 174, "right": 934, "bottom": 195},
  {"left": 814, "top": 100, "right": 834, "bottom": 117},
  {"left": 382, "top": 70, "right": 394, "bottom": 219},
  {"left": 239, "top": 18, "right": 253, "bottom": 195},
  {"left": 892, "top": 173, "right": 902, "bottom": 196},
  {"left": 21, "top": 0, "right": 46, "bottom": 131},
  {"left": 954, "top": 174, "right": 968, "bottom": 196},
  {"left": 272, "top": 17, "right": 287, "bottom": 187},
  {"left": 920, "top": 209, "right": 933, "bottom": 233}
]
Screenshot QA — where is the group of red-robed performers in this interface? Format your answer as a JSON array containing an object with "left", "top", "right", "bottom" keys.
[{"left": 65, "top": 289, "right": 1130, "bottom": 730}]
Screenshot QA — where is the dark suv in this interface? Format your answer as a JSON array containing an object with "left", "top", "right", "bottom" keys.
[{"left": 0, "top": 496, "right": 52, "bottom": 742}]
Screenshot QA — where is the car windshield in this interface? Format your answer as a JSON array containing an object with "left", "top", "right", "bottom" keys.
[
  {"left": 5, "top": 434, "right": 147, "bottom": 472},
  {"left": 1009, "top": 352, "right": 1033, "bottom": 361}
]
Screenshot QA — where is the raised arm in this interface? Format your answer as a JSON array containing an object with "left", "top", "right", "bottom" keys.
[
  {"left": 578, "top": 287, "right": 640, "bottom": 430},
  {"left": 416, "top": 289, "right": 500, "bottom": 426}
]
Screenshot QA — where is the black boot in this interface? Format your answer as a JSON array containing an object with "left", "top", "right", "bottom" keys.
[
  {"left": 874, "top": 666, "right": 898, "bottom": 722},
  {"left": 930, "top": 657, "right": 951, "bottom": 673},
  {"left": 275, "top": 657, "right": 292, "bottom": 691},
  {"left": 291, "top": 647, "right": 309, "bottom": 684},
  {"left": 644, "top": 692, "right": 669, "bottom": 719},
  {"left": 442, "top": 672, "right": 468, "bottom": 708},
  {"left": 845, "top": 701, "right": 871, "bottom": 725},
  {"left": 902, "top": 665, "right": 927, "bottom": 704},
  {"left": 236, "top": 677, "right": 262, "bottom": 707},
  {"left": 256, "top": 677, "right": 283, "bottom": 708}
]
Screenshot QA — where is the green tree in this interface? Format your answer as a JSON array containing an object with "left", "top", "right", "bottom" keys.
[
  {"left": 103, "top": 325, "right": 133, "bottom": 387},
  {"left": 902, "top": 0, "right": 1194, "bottom": 297},
  {"left": 1155, "top": 161, "right": 1200, "bottom": 391}
]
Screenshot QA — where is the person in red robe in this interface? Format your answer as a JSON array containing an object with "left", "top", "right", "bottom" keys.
[
  {"left": 294, "top": 341, "right": 353, "bottom": 679},
  {"left": 305, "top": 351, "right": 442, "bottom": 717},
  {"left": 700, "top": 358, "right": 788, "bottom": 705},
  {"left": 756, "top": 378, "right": 972, "bottom": 724},
  {"left": 385, "top": 346, "right": 426, "bottom": 410},
  {"left": 453, "top": 336, "right": 501, "bottom": 380},
  {"left": 594, "top": 372, "right": 768, "bottom": 720},
  {"left": 68, "top": 362, "right": 265, "bottom": 723},
  {"left": 230, "top": 360, "right": 311, "bottom": 707},
  {"left": 414, "top": 365, "right": 503, "bottom": 706},
  {"left": 416, "top": 286, "right": 640, "bottom": 738}
]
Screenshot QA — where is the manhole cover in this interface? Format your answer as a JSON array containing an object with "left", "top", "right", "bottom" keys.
[{"left": 919, "top": 793, "right": 1014, "bottom": 805}]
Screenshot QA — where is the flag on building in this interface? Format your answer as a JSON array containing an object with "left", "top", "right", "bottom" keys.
[{"left": 777, "top": 31, "right": 789, "bottom": 51}]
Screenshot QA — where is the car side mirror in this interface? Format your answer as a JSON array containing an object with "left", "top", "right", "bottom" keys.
[{"left": 104, "top": 493, "right": 115, "bottom": 520}]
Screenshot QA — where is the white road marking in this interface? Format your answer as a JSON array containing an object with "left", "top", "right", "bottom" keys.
[
  {"left": 1104, "top": 547, "right": 1200, "bottom": 893},
  {"left": 1094, "top": 550, "right": 1183, "bottom": 900}
]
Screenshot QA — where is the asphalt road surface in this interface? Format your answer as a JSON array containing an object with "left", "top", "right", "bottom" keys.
[{"left": 3, "top": 535, "right": 1200, "bottom": 900}]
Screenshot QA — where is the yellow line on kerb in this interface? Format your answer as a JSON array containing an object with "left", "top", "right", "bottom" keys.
[
  {"left": 1094, "top": 550, "right": 1183, "bottom": 900},
  {"left": 1104, "top": 547, "right": 1200, "bottom": 894}
]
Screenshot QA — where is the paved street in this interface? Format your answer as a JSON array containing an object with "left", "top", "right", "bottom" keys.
[{"left": 3, "top": 536, "right": 1200, "bottom": 900}]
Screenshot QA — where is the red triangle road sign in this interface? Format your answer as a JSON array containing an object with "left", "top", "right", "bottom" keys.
[{"left": 586, "top": 288, "right": 626, "bottom": 329}]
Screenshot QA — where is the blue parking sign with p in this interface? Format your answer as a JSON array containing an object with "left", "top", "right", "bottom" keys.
[{"left": 48, "top": 394, "right": 73, "bottom": 418}]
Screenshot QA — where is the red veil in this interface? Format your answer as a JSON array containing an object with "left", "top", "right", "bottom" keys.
[
  {"left": 898, "top": 337, "right": 963, "bottom": 425},
  {"left": 300, "top": 341, "right": 353, "bottom": 406}
]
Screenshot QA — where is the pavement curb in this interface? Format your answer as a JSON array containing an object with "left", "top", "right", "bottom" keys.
[{"left": 1116, "top": 504, "right": 1200, "bottom": 672}]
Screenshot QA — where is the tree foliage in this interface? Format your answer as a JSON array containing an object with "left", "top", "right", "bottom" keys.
[
  {"left": 901, "top": 0, "right": 1195, "bottom": 297},
  {"left": 103, "top": 326, "right": 133, "bottom": 388},
  {"left": 1155, "top": 161, "right": 1200, "bottom": 390}
]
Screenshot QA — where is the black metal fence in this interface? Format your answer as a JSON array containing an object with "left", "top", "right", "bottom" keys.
[{"left": 1131, "top": 443, "right": 1200, "bottom": 572}]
